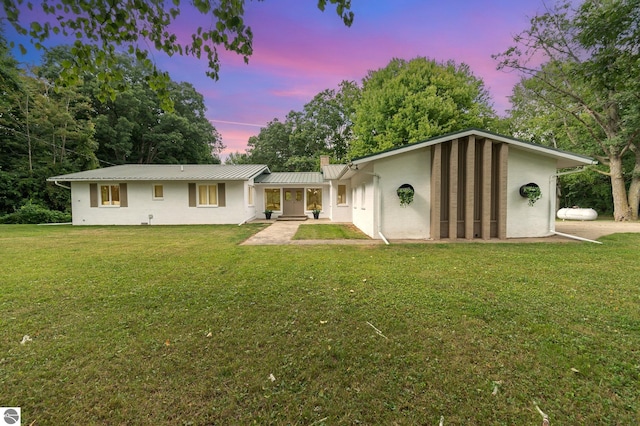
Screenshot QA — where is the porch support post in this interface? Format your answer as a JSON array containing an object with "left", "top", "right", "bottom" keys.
[
  {"left": 448, "top": 139, "right": 459, "bottom": 240},
  {"left": 481, "top": 139, "right": 493, "bottom": 240},
  {"left": 431, "top": 144, "right": 442, "bottom": 240},
  {"left": 497, "top": 143, "right": 509, "bottom": 239},
  {"left": 465, "top": 136, "right": 475, "bottom": 239}
]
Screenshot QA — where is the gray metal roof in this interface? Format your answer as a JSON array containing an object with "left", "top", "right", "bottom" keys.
[
  {"left": 321, "top": 164, "right": 348, "bottom": 180},
  {"left": 47, "top": 164, "right": 270, "bottom": 182},
  {"left": 254, "top": 172, "right": 326, "bottom": 184}
]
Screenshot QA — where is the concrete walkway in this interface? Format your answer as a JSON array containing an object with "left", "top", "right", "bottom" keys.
[
  {"left": 241, "top": 219, "right": 383, "bottom": 246},
  {"left": 240, "top": 219, "right": 640, "bottom": 246},
  {"left": 241, "top": 220, "right": 303, "bottom": 245}
]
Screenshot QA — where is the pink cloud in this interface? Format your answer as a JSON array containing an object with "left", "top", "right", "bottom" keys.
[{"left": 12, "top": 0, "right": 549, "bottom": 157}]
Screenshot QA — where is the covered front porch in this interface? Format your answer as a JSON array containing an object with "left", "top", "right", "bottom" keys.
[{"left": 253, "top": 172, "right": 332, "bottom": 221}]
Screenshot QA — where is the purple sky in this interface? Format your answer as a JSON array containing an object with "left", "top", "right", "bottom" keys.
[{"left": 5, "top": 0, "right": 547, "bottom": 159}]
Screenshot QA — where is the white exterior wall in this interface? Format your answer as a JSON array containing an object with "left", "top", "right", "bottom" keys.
[
  {"left": 373, "top": 148, "right": 431, "bottom": 239},
  {"left": 328, "top": 180, "right": 352, "bottom": 223},
  {"left": 70, "top": 180, "right": 254, "bottom": 225},
  {"left": 506, "top": 149, "right": 556, "bottom": 237},
  {"left": 350, "top": 165, "right": 376, "bottom": 238}
]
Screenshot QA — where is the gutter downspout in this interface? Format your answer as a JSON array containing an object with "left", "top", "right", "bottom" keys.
[
  {"left": 376, "top": 173, "right": 390, "bottom": 244},
  {"left": 53, "top": 180, "right": 71, "bottom": 190},
  {"left": 549, "top": 167, "right": 602, "bottom": 244}
]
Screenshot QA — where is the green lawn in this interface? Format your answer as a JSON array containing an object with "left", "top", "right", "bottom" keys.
[
  {"left": 293, "top": 223, "right": 370, "bottom": 240},
  {"left": 1, "top": 225, "right": 639, "bottom": 425}
]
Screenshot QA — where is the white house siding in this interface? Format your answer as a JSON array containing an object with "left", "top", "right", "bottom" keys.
[
  {"left": 373, "top": 148, "right": 431, "bottom": 240},
  {"left": 506, "top": 149, "right": 556, "bottom": 237},
  {"left": 328, "top": 180, "right": 353, "bottom": 223},
  {"left": 350, "top": 165, "right": 376, "bottom": 238},
  {"left": 70, "top": 181, "right": 251, "bottom": 225}
]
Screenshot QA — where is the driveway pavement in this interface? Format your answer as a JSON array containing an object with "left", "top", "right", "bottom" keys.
[
  {"left": 241, "top": 219, "right": 640, "bottom": 246},
  {"left": 554, "top": 220, "right": 640, "bottom": 240}
]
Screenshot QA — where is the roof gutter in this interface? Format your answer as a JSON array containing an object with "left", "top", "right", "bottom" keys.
[{"left": 53, "top": 180, "right": 71, "bottom": 190}]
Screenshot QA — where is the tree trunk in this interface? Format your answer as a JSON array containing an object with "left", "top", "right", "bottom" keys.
[
  {"left": 628, "top": 149, "right": 640, "bottom": 220},
  {"left": 609, "top": 154, "right": 632, "bottom": 221}
]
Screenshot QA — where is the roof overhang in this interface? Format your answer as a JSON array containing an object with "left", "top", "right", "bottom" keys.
[{"left": 348, "top": 128, "right": 597, "bottom": 172}]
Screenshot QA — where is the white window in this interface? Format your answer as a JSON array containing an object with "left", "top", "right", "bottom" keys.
[
  {"left": 337, "top": 184, "right": 347, "bottom": 205},
  {"left": 264, "top": 188, "right": 281, "bottom": 211},
  {"left": 361, "top": 184, "right": 366, "bottom": 209},
  {"left": 248, "top": 185, "right": 254, "bottom": 206},
  {"left": 198, "top": 184, "right": 218, "bottom": 206},
  {"left": 153, "top": 184, "right": 164, "bottom": 200},
  {"left": 306, "top": 188, "right": 322, "bottom": 211},
  {"left": 100, "top": 184, "right": 120, "bottom": 206},
  {"left": 353, "top": 188, "right": 357, "bottom": 209}
]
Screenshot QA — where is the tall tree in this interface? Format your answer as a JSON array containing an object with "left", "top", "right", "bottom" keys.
[
  {"left": 2, "top": 0, "right": 354, "bottom": 109},
  {"left": 350, "top": 57, "right": 496, "bottom": 157},
  {"left": 57, "top": 51, "right": 226, "bottom": 164},
  {"left": 0, "top": 28, "right": 25, "bottom": 213},
  {"left": 290, "top": 80, "right": 360, "bottom": 162},
  {"left": 245, "top": 118, "right": 294, "bottom": 171},
  {"left": 245, "top": 80, "right": 360, "bottom": 170},
  {"left": 495, "top": 0, "right": 640, "bottom": 221},
  {"left": 508, "top": 80, "right": 616, "bottom": 214}
]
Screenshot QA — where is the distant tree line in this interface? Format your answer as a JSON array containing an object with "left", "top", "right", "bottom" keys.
[{"left": 0, "top": 35, "right": 223, "bottom": 219}]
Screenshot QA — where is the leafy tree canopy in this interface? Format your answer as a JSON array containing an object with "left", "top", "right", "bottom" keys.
[
  {"left": 350, "top": 57, "right": 496, "bottom": 157},
  {"left": 244, "top": 80, "right": 360, "bottom": 171},
  {"left": 0, "top": 36, "right": 224, "bottom": 217},
  {"left": 2, "top": 0, "right": 354, "bottom": 110},
  {"left": 496, "top": 0, "right": 640, "bottom": 220}
]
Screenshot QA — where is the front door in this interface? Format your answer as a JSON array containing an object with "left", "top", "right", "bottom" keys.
[{"left": 282, "top": 188, "right": 304, "bottom": 216}]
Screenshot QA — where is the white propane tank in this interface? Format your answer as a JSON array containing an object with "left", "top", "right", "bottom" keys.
[{"left": 557, "top": 207, "right": 598, "bottom": 221}]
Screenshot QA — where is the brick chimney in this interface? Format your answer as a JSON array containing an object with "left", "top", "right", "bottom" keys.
[{"left": 320, "top": 155, "right": 330, "bottom": 168}]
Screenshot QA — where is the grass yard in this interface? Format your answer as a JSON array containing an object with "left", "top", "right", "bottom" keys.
[
  {"left": 293, "top": 223, "right": 370, "bottom": 240},
  {"left": 1, "top": 225, "right": 639, "bottom": 425}
]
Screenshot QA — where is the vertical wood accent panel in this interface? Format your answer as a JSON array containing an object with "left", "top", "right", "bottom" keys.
[
  {"left": 448, "top": 139, "right": 459, "bottom": 240},
  {"left": 217, "top": 183, "right": 226, "bottom": 207},
  {"left": 481, "top": 139, "right": 493, "bottom": 240},
  {"left": 465, "top": 136, "right": 475, "bottom": 239},
  {"left": 498, "top": 143, "right": 509, "bottom": 239},
  {"left": 89, "top": 183, "right": 98, "bottom": 208},
  {"left": 188, "top": 183, "right": 196, "bottom": 207},
  {"left": 430, "top": 144, "right": 442, "bottom": 240},
  {"left": 119, "top": 183, "right": 128, "bottom": 207}
]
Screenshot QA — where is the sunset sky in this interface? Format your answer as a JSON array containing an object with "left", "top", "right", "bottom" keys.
[{"left": 5, "top": 0, "right": 549, "bottom": 158}]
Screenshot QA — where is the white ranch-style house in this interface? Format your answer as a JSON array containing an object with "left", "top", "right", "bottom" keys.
[{"left": 48, "top": 129, "right": 596, "bottom": 241}]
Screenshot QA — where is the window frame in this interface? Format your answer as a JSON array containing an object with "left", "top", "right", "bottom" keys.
[
  {"left": 197, "top": 184, "right": 218, "bottom": 207},
  {"left": 264, "top": 188, "right": 282, "bottom": 211},
  {"left": 248, "top": 185, "right": 255, "bottom": 207},
  {"left": 305, "top": 187, "right": 323, "bottom": 211},
  {"left": 152, "top": 184, "right": 164, "bottom": 200},
  {"left": 100, "top": 184, "right": 120, "bottom": 207},
  {"left": 337, "top": 184, "right": 347, "bottom": 206}
]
